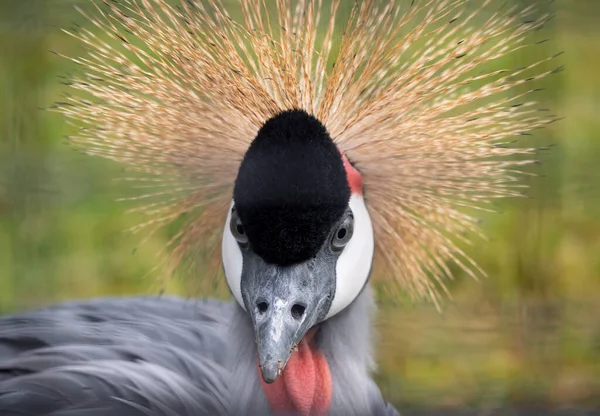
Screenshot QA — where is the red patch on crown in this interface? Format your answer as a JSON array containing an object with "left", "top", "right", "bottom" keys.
[{"left": 340, "top": 151, "right": 363, "bottom": 195}]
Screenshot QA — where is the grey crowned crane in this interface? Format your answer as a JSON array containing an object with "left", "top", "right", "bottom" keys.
[{"left": 0, "top": 0, "right": 556, "bottom": 415}]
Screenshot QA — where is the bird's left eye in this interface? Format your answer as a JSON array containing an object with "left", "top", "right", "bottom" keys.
[
  {"left": 331, "top": 214, "right": 354, "bottom": 252},
  {"left": 230, "top": 208, "right": 249, "bottom": 247}
]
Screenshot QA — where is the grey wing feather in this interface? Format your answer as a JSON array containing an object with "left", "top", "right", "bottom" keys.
[
  {"left": 367, "top": 380, "right": 401, "bottom": 416},
  {"left": 2, "top": 361, "right": 225, "bottom": 415},
  {"left": 0, "top": 296, "right": 233, "bottom": 416},
  {"left": 382, "top": 400, "right": 401, "bottom": 416}
]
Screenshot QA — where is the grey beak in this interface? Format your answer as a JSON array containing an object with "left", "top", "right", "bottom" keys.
[
  {"left": 255, "top": 296, "right": 308, "bottom": 383},
  {"left": 241, "top": 258, "right": 334, "bottom": 384}
]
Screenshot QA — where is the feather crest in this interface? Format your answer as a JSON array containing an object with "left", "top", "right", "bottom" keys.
[{"left": 57, "top": 0, "right": 558, "bottom": 303}]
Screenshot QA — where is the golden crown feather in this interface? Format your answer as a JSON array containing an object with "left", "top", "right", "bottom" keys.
[{"left": 57, "top": 0, "right": 559, "bottom": 304}]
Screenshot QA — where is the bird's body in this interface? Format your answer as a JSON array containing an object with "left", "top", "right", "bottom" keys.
[
  {"left": 0, "top": 290, "right": 397, "bottom": 415},
  {"left": 0, "top": 296, "right": 230, "bottom": 415},
  {"left": 0, "top": 0, "right": 556, "bottom": 414}
]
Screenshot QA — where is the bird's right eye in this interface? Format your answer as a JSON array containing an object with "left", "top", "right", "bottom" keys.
[{"left": 230, "top": 208, "right": 249, "bottom": 247}]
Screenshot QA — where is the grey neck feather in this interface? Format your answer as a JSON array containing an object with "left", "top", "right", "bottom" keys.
[{"left": 226, "top": 284, "right": 381, "bottom": 416}]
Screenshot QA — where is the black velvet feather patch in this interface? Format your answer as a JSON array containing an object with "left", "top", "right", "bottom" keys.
[{"left": 233, "top": 109, "right": 350, "bottom": 266}]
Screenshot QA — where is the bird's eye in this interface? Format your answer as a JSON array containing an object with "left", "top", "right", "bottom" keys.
[
  {"left": 230, "top": 208, "right": 249, "bottom": 247},
  {"left": 331, "top": 214, "right": 354, "bottom": 252}
]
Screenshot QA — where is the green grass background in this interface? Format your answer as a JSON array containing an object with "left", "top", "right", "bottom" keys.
[{"left": 1, "top": 0, "right": 599, "bottom": 412}]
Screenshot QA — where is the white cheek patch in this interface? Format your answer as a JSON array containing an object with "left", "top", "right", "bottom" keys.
[
  {"left": 327, "top": 194, "right": 374, "bottom": 319},
  {"left": 222, "top": 201, "right": 245, "bottom": 310}
]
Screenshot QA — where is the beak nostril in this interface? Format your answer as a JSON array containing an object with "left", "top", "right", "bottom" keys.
[
  {"left": 291, "top": 304, "right": 306, "bottom": 320},
  {"left": 256, "top": 301, "right": 269, "bottom": 315}
]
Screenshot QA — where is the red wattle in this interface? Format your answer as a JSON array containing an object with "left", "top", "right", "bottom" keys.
[{"left": 259, "top": 329, "right": 332, "bottom": 416}]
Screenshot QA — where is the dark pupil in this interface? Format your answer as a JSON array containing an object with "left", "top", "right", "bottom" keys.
[
  {"left": 236, "top": 223, "right": 245, "bottom": 235},
  {"left": 337, "top": 228, "right": 347, "bottom": 240}
]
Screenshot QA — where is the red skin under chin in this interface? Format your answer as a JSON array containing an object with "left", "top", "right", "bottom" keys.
[{"left": 259, "top": 328, "right": 332, "bottom": 416}]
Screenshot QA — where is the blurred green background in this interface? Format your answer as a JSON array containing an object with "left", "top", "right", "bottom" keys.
[{"left": 1, "top": 0, "right": 599, "bottom": 414}]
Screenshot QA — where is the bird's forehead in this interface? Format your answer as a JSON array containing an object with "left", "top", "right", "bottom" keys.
[{"left": 233, "top": 109, "right": 352, "bottom": 265}]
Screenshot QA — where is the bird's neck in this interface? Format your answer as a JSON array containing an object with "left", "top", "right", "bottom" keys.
[{"left": 226, "top": 285, "right": 378, "bottom": 415}]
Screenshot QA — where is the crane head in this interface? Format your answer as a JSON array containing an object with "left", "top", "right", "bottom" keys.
[{"left": 222, "top": 109, "right": 374, "bottom": 383}]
